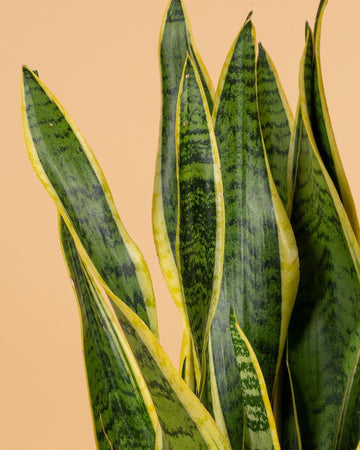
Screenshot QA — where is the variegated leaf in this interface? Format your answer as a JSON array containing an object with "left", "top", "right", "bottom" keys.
[
  {"left": 60, "top": 216, "right": 157, "bottom": 449},
  {"left": 208, "top": 16, "right": 299, "bottom": 447},
  {"left": 286, "top": 25, "right": 360, "bottom": 449},
  {"left": 176, "top": 56, "right": 224, "bottom": 379},
  {"left": 21, "top": 66, "right": 158, "bottom": 336}
]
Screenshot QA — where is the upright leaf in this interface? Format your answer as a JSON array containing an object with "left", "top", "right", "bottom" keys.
[
  {"left": 312, "top": 0, "right": 360, "bottom": 240},
  {"left": 61, "top": 214, "right": 229, "bottom": 449},
  {"left": 60, "top": 216, "right": 157, "bottom": 449},
  {"left": 257, "top": 43, "right": 293, "bottom": 207},
  {"left": 153, "top": 0, "right": 214, "bottom": 330},
  {"left": 287, "top": 103, "right": 303, "bottom": 216},
  {"left": 109, "top": 296, "right": 229, "bottom": 449},
  {"left": 176, "top": 56, "right": 224, "bottom": 377},
  {"left": 287, "top": 27, "right": 360, "bottom": 449},
  {"left": 229, "top": 310, "right": 280, "bottom": 450},
  {"left": 209, "top": 17, "right": 299, "bottom": 448},
  {"left": 21, "top": 67, "right": 158, "bottom": 335}
]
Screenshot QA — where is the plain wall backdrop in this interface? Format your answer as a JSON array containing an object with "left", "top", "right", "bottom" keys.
[{"left": 1, "top": 0, "right": 359, "bottom": 448}]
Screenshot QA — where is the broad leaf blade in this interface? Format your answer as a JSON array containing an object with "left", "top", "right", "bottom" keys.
[
  {"left": 312, "top": 0, "right": 360, "bottom": 240},
  {"left": 257, "top": 43, "right": 293, "bottom": 207},
  {"left": 287, "top": 28, "right": 360, "bottom": 449},
  {"left": 176, "top": 56, "right": 224, "bottom": 377},
  {"left": 230, "top": 310, "right": 280, "bottom": 450},
  {"left": 209, "top": 17, "right": 298, "bottom": 447},
  {"left": 153, "top": 0, "right": 214, "bottom": 331},
  {"left": 59, "top": 216, "right": 156, "bottom": 449},
  {"left": 21, "top": 67, "right": 158, "bottom": 336}
]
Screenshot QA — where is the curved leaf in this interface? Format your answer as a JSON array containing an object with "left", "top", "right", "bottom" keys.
[
  {"left": 60, "top": 216, "right": 157, "bottom": 449},
  {"left": 230, "top": 310, "right": 280, "bottom": 450},
  {"left": 109, "top": 296, "right": 229, "bottom": 449},
  {"left": 153, "top": 0, "right": 214, "bottom": 334},
  {"left": 176, "top": 56, "right": 224, "bottom": 378},
  {"left": 312, "top": 0, "right": 360, "bottom": 240},
  {"left": 61, "top": 215, "right": 228, "bottom": 449},
  {"left": 209, "top": 17, "right": 298, "bottom": 447},
  {"left": 287, "top": 27, "right": 360, "bottom": 449},
  {"left": 21, "top": 67, "right": 158, "bottom": 336}
]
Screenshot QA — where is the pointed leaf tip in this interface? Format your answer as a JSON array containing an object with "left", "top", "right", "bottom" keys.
[{"left": 258, "top": 42, "right": 266, "bottom": 60}]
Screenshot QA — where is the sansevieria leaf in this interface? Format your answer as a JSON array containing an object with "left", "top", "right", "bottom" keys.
[
  {"left": 287, "top": 25, "right": 360, "bottom": 449},
  {"left": 153, "top": 0, "right": 214, "bottom": 340},
  {"left": 21, "top": 66, "right": 158, "bottom": 336},
  {"left": 59, "top": 216, "right": 157, "bottom": 449},
  {"left": 208, "top": 15, "right": 298, "bottom": 448},
  {"left": 22, "top": 65, "right": 229, "bottom": 450},
  {"left": 312, "top": 0, "right": 360, "bottom": 241},
  {"left": 287, "top": 103, "right": 303, "bottom": 217},
  {"left": 229, "top": 310, "right": 280, "bottom": 450},
  {"left": 61, "top": 215, "right": 229, "bottom": 449},
  {"left": 176, "top": 55, "right": 224, "bottom": 379},
  {"left": 257, "top": 43, "right": 294, "bottom": 207}
]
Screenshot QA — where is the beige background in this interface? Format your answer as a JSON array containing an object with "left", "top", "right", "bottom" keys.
[{"left": 1, "top": 0, "right": 359, "bottom": 448}]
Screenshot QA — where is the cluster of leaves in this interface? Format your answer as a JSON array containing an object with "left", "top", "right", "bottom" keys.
[{"left": 22, "top": 0, "right": 360, "bottom": 448}]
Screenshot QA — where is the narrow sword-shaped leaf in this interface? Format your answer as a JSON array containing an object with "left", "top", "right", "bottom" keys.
[
  {"left": 153, "top": 0, "right": 214, "bottom": 333},
  {"left": 176, "top": 56, "right": 224, "bottom": 378},
  {"left": 287, "top": 27, "right": 360, "bottom": 449},
  {"left": 229, "top": 310, "right": 280, "bottom": 450},
  {"left": 61, "top": 214, "right": 228, "bottom": 449},
  {"left": 312, "top": 0, "right": 360, "bottom": 240},
  {"left": 59, "top": 216, "right": 157, "bottom": 449},
  {"left": 257, "top": 43, "right": 294, "bottom": 207},
  {"left": 279, "top": 345, "right": 302, "bottom": 450},
  {"left": 287, "top": 102, "right": 303, "bottom": 216},
  {"left": 209, "top": 17, "right": 299, "bottom": 447},
  {"left": 108, "top": 296, "right": 229, "bottom": 449},
  {"left": 21, "top": 67, "right": 158, "bottom": 336}
]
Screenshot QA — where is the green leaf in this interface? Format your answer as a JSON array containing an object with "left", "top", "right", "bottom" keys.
[
  {"left": 287, "top": 26, "right": 360, "bottom": 449},
  {"left": 109, "top": 292, "right": 229, "bottom": 449},
  {"left": 60, "top": 215, "right": 229, "bottom": 449},
  {"left": 229, "top": 310, "right": 280, "bottom": 450},
  {"left": 21, "top": 66, "right": 158, "bottom": 336},
  {"left": 312, "top": 0, "right": 360, "bottom": 240},
  {"left": 176, "top": 56, "right": 224, "bottom": 378},
  {"left": 153, "top": 0, "right": 214, "bottom": 348},
  {"left": 209, "top": 17, "right": 299, "bottom": 448},
  {"left": 287, "top": 103, "right": 303, "bottom": 216},
  {"left": 59, "top": 216, "right": 157, "bottom": 449},
  {"left": 278, "top": 344, "right": 302, "bottom": 449},
  {"left": 257, "top": 43, "right": 293, "bottom": 207}
]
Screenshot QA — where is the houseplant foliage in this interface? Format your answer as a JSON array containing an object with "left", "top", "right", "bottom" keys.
[{"left": 21, "top": 0, "right": 360, "bottom": 448}]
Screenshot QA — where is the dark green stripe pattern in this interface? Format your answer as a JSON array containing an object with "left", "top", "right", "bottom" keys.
[
  {"left": 210, "top": 19, "right": 283, "bottom": 448},
  {"left": 287, "top": 33, "right": 360, "bottom": 446},
  {"left": 158, "top": 0, "right": 213, "bottom": 258},
  {"left": 177, "top": 57, "right": 218, "bottom": 371},
  {"left": 229, "top": 310, "right": 276, "bottom": 450},
  {"left": 312, "top": 11, "right": 340, "bottom": 196},
  {"left": 112, "top": 306, "right": 222, "bottom": 449},
  {"left": 312, "top": 0, "right": 359, "bottom": 240},
  {"left": 23, "top": 67, "right": 154, "bottom": 331},
  {"left": 257, "top": 43, "right": 292, "bottom": 207},
  {"left": 60, "top": 217, "right": 155, "bottom": 450},
  {"left": 287, "top": 104, "right": 303, "bottom": 215}
]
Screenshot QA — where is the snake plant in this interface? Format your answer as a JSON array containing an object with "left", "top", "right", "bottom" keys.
[{"left": 22, "top": 0, "right": 360, "bottom": 448}]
